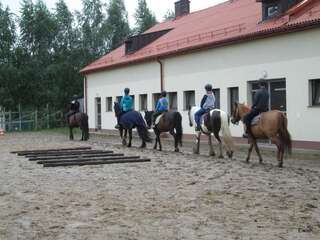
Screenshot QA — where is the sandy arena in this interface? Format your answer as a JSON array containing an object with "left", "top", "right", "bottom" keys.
[{"left": 0, "top": 131, "right": 320, "bottom": 240}]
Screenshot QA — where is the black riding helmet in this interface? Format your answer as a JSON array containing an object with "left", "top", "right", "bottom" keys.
[
  {"left": 205, "top": 84, "right": 213, "bottom": 91},
  {"left": 124, "top": 88, "right": 130, "bottom": 95},
  {"left": 161, "top": 90, "right": 167, "bottom": 97}
]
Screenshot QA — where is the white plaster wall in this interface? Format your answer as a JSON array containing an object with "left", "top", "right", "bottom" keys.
[{"left": 86, "top": 28, "right": 320, "bottom": 142}]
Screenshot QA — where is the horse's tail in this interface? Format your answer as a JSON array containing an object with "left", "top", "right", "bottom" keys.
[
  {"left": 175, "top": 112, "right": 183, "bottom": 147},
  {"left": 137, "top": 113, "right": 152, "bottom": 143},
  {"left": 278, "top": 113, "right": 292, "bottom": 155},
  {"left": 137, "top": 125, "right": 152, "bottom": 143},
  {"left": 220, "top": 111, "right": 235, "bottom": 153},
  {"left": 81, "top": 113, "right": 89, "bottom": 140}
]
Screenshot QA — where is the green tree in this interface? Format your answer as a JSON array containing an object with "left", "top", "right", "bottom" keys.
[
  {"left": 163, "top": 9, "right": 175, "bottom": 22},
  {"left": 134, "top": 0, "right": 158, "bottom": 34},
  {"left": 0, "top": 3, "right": 16, "bottom": 64},
  {"left": 106, "top": 0, "right": 130, "bottom": 50}
]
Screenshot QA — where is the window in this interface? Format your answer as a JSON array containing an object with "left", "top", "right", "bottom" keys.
[
  {"left": 168, "top": 92, "right": 178, "bottom": 110},
  {"left": 213, "top": 88, "right": 220, "bottom": 109},
  {"left": 262, "top": 2, "right": 280, "bottom": 20},
  {"left": 152, "top": 93, "right": 161, "bottom": 110},
  {"left": 130, "top": 95, "right": 135, "bottom": 110},
  {"left": 228, "top": 87, "right": 239, "bottom": 114},
  {"left": 310, "top": 79, "right": 320, "bottom": 106},
  {"left": 184, "top": 91, "right": 195, "bottom": 110},
  {"left": 106, "top": 97, "right": 112, "bottom": 112},
  {"left": 116, "top": 96, "right": 122, "bottom": 103},
  {"left": 139, "top": 94, "right": 148, "bottom": 111}
]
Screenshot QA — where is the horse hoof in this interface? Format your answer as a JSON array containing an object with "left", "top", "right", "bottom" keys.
[
  {"left": 209, "top": 151, "right": 215, "bottom": 157},
  {"left": 278, "top": 163, "right": 283, "bottom": 168},
  {"left": 245, "top": 159, "right": 250, "bottom": 163},
  {"left": 218, "top": 155, "right": 224, "bottom": 159},
  {"left": 140, "top": 144, "right": 146, "bottom": 148},
  {"left": 122, "top": 140, "right": 127, "bottom": 146},
  {"left": 175, "top": 148, "right": 179, "bottom": 152},
  {"left": 127, "top": 144, "right": 132, "bottom": 148}
]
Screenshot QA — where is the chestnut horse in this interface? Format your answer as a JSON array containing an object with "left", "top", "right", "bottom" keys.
[{"left": 231, "top": 103, "right": 291, "bottom": 167}]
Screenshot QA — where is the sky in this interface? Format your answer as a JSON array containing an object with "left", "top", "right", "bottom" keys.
[{"left": 1, "top": 0, "right": 227, "bottom": 27}]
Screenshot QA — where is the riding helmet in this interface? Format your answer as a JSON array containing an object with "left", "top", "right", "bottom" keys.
[
  {"left": 205, "top": 84, "right": 213, "bottom": 91},
  {"left": 124, "top": 88, "right": 130, "bottom": 95},
  {"left": 161, "top": 90, "right": 167, "bottom": 97}
]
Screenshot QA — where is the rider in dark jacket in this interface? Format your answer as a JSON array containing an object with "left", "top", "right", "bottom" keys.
[
  {"left": 67, "top": 95, "right": 80, "bottom": 122},
  {"left": 244, "top": 81, "right": 269, "bottom": 137}
]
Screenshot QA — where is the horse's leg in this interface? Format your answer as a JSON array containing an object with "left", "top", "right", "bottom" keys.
[
  {"left": 69, "top": 127, "right": 74, "bottom": 140},
  {"left": 213, "top": 130, "right": 224, "bottom": 159},
  {"left": 170, "top": 130, "right": 179, "bottom": 152},
  {"left": 158, "top": 133, "right": 162, "bottom": 151},
  {"left": 127, "top": 129, "right": 132, "bottom": 148},
  {"left": 193, "top": 132, "right": 201, "bottom": 154},
  {"left": 271, "top": 136, "right": 283, "bottom": 168},
  {"left": 246, "top": 143, "right": 254, "bottom": 163},
  {"left": 252, "top": 140, "right": 263, "bottom": 163},
  {"left": 208, "top": 134, "right": 215, "bottom": 157}
]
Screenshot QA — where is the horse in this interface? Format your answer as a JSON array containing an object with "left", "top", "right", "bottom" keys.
[
  {"left": 230, "top": 102, "right": 292, "bottom": 167},
  {"left": 114, "top": 102, "right": 152, "bottom": 148},
  {"left": 188, "top": 107, "right": 234, "bottom": 158},
  {"left": 67, "top": 111, "right": 89, "bottom": 141},
  {"left": 144, "top": 111, "right": 183, "bottom": 152}
]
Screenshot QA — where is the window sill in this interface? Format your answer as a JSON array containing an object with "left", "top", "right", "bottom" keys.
[{"left": 307, "top": 105, "right": 320, "bottom": 108}]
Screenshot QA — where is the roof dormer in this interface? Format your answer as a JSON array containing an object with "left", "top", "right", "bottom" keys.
[{"left": 257, "top": 0, "right": 303, "bottom": 21}]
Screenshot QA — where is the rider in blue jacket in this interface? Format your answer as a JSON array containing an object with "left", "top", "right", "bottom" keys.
[
  {"left": 115, "top": 88, "right": 133, "bottom": 129},
  {"left": 195, "top": 84, "right": 215, "bottom": 131},
  {"left": 152, "top": 91, "right": 169, "bottom": 127}
]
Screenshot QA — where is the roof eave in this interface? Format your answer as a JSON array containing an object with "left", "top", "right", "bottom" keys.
[{"left": 80, "top": 19, "right": 320, "bottom": 75}]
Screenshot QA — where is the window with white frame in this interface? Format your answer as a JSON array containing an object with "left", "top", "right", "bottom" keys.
[
  {"left": 139, "top": 94, "right": 148, "bottom": 111},
  {"left": 310, "top": 79, "right": 320, "bottom": 106},
  {"left": 106, "top": 97, "right": 112, "bottom": 112},
  {"left": 228, "top": 87, "right": 239, "bottom": 114},
  {"left": 184, "top": 90, "right": 195, "bottom": 110},
  {"left": 168, "top": 92, "right": 177, "bottom": 110}
]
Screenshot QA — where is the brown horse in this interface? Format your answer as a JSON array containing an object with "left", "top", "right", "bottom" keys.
[
  {"left": 67, "top": 111, "right": 89, "bottom": 141},
  {"left": 230, "top": 103, "right": 291, "bottom": 167}
]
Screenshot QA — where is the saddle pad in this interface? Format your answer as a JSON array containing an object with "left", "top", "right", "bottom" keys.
[
  {"left": 251, "top": 114, "right": 261, "bottom": 126},
  {"left": 155, "top": 114, "right": 164, "bottom": 125}
]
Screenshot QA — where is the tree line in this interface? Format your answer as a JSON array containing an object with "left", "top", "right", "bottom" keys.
[{"left": 0, "top": 0, "right": 175, "bottom": 112}]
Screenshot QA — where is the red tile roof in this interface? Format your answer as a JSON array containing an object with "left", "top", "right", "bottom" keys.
[{"left": 81, "top": 0, "right": 320, "bottom": 74}]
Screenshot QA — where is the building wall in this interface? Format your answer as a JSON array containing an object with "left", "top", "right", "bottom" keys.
[{"left": 86, "top": 28, "right": 320, "bottom": 142}]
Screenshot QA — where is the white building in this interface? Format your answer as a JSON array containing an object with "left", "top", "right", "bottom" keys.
[{"left": 81, "top": 0, "right": 320, "bottom": 149}]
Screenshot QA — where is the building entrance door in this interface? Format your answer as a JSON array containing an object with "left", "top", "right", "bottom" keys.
[{"left": 95, "top": 97, "right": 101, "bottom": 130}]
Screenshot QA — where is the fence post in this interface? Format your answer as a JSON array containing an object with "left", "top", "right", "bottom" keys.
[
  {"left": 35, "top": 110, "right": 38, "bottom": 130},
  {"left": 46, "top": 104, "right": 50, "bottom": 129},
  {"left": 9, "top": 111, "right": 12, "bottom": 131},
  {"left": 19, "top": 104, "right": 22, "bottom": 131}
]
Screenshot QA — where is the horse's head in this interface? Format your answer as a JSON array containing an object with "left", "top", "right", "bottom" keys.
[
  {"left": 188, "top": 105, "right": 195, "bottom": 127},
  {"left": 114, "top": 102, "right": 121, "bottom": 117},
  {"left": 144, "top": 110, "right": 154, "bottom": 128},
  {"left": 230, "top": 102, "right": 241, "bottom": 125}
]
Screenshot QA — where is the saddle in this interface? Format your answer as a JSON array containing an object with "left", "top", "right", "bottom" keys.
[
  {"left": 155, "top": 113, "right": 164, "bottom": 125},
  {"left": 251, "top": 114, "right": 261, "bottom": 126}
]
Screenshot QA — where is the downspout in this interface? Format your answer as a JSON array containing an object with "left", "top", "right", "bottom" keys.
[
  {"left": 84, "top": 76, "right": 88, "bottom": 114},
  {"left": 157, "top": 58, "right": 164, "bottom": 91}
]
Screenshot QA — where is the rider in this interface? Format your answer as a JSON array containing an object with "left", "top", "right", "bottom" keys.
[
  {"left": 195, "top": 84, "right": 215, "bottom": 131},
  {"left": 115, "top": 88, "right": 133, "bottom": 129},
  {"left": 67, "top": 95, "right": 80, "bottom": 122},
  {"left": 152, "top": 90, "right": 169, "bottom": 127},
  {"left": 243, "top": 80, "right": 269, "bottom": 138}
]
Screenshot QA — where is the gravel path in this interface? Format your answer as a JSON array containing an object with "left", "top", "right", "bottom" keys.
[{"left": 0, "top": 132, "right": 320, "bottom": 240}]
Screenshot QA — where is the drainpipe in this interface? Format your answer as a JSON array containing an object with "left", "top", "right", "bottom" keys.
[
  {"left": 84, "top": 76, "right": 88, "bottom": 113},
  {"left": 157, "top": 58, "right": 164, "bottom": 91}
]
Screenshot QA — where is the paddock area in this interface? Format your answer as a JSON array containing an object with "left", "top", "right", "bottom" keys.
[{"left": 0, "top": 131, "right": 320, "bottom": 240}]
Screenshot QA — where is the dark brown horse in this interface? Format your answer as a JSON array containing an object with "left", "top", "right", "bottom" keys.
[
  {"left": 67, "top": 111, "right": 89, "bottom": 141},
  {"left": 144, "top": 111, "right": 183, "bottom": 152},
  {"left": 231, "top": 102, "right": 291, "bottom": 167}
]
